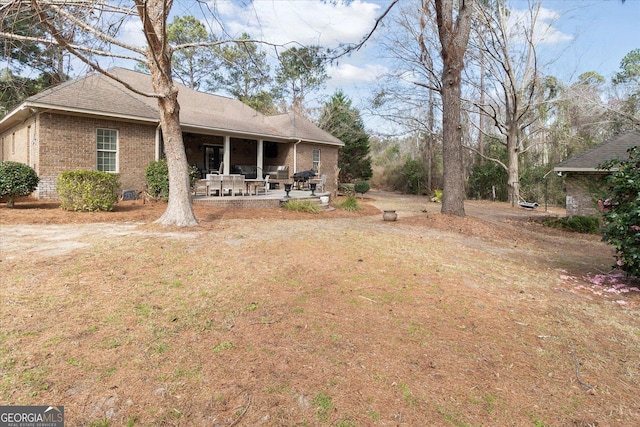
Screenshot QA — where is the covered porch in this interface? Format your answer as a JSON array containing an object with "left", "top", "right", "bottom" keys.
[{"left": 182, "top": 132, "right": 291, "bottom": 181}]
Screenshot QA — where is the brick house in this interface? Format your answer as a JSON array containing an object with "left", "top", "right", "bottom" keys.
[
  {"left": 0, "top": 68, "right": 343, "bottom": 200},
  {"left": 554, "top": 131, "right": 640, "bottom": 216}
]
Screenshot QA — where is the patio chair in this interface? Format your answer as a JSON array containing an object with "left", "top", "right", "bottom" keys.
[
  {"left": 232, "top": 174, "right": 245, "bottom": 196},
  {"left": 216, "top": 162, "right": 224, "bottom": 175},
  {"left": 255, "top": 175, "right": 270, "bottom": 195},
  {"left": 316, "top": 174, "right": 327, "bottom": 192},
  {"left": 221, "top": 175, "right": 234, "bottom": 196},
  {"left": 207, "top": 174, "right": 222, "bottom": 196}
]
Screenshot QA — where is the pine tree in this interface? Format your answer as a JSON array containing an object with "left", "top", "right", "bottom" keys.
[{"left": 319, "top": 91, "right": 373, "bottom": 182}]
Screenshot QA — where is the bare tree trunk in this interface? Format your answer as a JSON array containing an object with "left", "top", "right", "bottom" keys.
[
  {"left": 434, "top": 0, "right": 473, "bottom": 216},
  {"left": 440, "top": 64, "right": 466, "bottom": 215},
  {"left": 155, "top": 88, "right": 198, "bottom": 226},
  {"left": 506, "top": 125, "right": 520, "bottom": 206},
  {"left": 138, "top": 0, "right": 198, "bottom": 226},
  {"left": 478, "top": 57, "right": 485, "bottom": 162},
  {"left": 473, "top": 1, "right": 544, "bottom": 208},
  {"left": 427, "top": 90, "right": 435, "bottom": 192}
]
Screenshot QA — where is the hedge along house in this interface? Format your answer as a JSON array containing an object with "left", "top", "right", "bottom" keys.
[
  {"left": 0, "top": 67, "right": 343, "bottom": 200},
  {"left": 554, "top": 130, "right": 640, "bottom": 216}
]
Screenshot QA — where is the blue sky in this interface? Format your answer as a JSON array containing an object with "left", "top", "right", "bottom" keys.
[{"left": 543, "top": 0, "right": 640, "bottom": 81}]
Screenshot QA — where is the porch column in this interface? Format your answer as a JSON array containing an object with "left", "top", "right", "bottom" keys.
[
  {"left": 257, "top": 139, "right": 264, "bottom": 177},
  {"left": 223, "top": 135, "right": 230, "bottom": 174}
]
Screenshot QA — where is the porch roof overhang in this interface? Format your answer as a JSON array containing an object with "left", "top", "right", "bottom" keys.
[{"left": 180, "top": 123, "right": 343, "bottom": 146}]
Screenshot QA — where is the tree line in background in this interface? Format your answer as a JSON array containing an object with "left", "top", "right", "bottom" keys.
[
  {"left": 368, "top": 0, "right": 639, "bottom": 208},
  {"left": 1, "top": 0, "right": 638, "bottom": 215}
]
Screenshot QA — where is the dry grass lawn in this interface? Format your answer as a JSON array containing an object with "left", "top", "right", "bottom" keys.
[{"left": 1, "top": 192, "right": 638, "bottom": 426}]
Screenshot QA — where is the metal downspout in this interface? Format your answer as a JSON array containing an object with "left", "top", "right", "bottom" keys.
[{"left": 293, "top": 139, "right": 301, "bottom": 173}]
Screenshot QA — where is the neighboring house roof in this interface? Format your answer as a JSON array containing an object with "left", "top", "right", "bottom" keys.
[
  {"left": 0, "top": 67, "right": 343, "bottom": 146},
  {"left": 554, "top": 131, "right": 640, "bottom": 172}
]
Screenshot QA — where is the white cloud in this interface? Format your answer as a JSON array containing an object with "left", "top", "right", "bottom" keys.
[
  {"left": 328, "top": 63, "right": 388, "bottom": 84},
  {"left": 216, "top": 0, "right": 381, "bottom": 46},
  {"left": 206, "top": 1, "right": 387, "bottom": 90},
  {"left": 508, "top": 6, "right": 574, "bottom": 46}
]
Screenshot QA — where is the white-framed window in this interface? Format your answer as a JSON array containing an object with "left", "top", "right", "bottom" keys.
[
  {"left": 312, "top": 148, "right": 320, "bottom": 172},
  {"left": 96, "top": 128, "right": 118, "bottom": 172}
]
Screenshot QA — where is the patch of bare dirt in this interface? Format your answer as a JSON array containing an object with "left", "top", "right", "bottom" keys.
[
  {"left": 1, "top": 192, "right": 638, "bottom": 426},
  {"left": 0, "top": 196, "right": 381, "bottom": 225}
]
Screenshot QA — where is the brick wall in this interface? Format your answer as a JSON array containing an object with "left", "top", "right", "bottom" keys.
[
  {"left": 564, "top": 173, "right": 608, "bottom": 216},
  {"left": 37, "top": 113, "right": 157, "bottom": 199},
  {"left": 0, "top": 116, "right": 35, "bottom": 165},
  {"left": 295, "top": 143, "right": 339, "bottom": 194}
]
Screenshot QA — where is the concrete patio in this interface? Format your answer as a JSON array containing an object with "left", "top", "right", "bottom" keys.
[{"left": 192, "top": 188, "right": 331, "bottom": 208}]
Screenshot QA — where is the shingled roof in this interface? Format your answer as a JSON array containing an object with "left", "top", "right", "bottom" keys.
[
  {"left": 0, "top": 67, "right": 343, "bottom": 146},
  {"left": 554, "top": 131, "right": 640, "bottom": 172}
]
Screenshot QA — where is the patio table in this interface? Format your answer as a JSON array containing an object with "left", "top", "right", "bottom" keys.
[{"left": 244, "top": 178, "right": 265, "bottom": 195}]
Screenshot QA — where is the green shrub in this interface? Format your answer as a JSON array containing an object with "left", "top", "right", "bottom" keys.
[
  {"left": 57, "top": 170, "right": 120, "bottom": 211},
  {"left": 282, "top": 199, "right": 321, "bottom": 213},
  {"left": 544, "top": 215, "right": 600, "bottom": 234},
  {"left": 467, "top": 160, "right": 508, "bottom": 201},
  {"left": 598, "top": 146, "right": 640, "bottom": 277},
  {"left": 354, "top": 180, "right": 370, "bottom": 197},
  {"left": 431, "top": 189, "right": 443, "bottom": 203},
  {"left": 145, "top": 159, "right": 170, "bottom": 200},
  {"left": 401, "top": 158, "right": 427, "bottom": 195},
  {"left": 0, "top": 161, "right": 39, "bottom": 207},
  {"left": 334, "top": 195, "right": 360, "bottom": 212},
  {"left": 145, "top": 159, "right": 199, "bottom": 200},
  {"left": 338, "top": 183, "right": 355, "bottom": 196}
]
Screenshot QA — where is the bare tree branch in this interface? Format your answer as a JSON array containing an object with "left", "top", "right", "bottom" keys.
[
  {"left": 0, "top": 31, "right": 142, "bottom": 62},
  {"left": 327, "top": 0, "right": 400, "bottom": 59}
]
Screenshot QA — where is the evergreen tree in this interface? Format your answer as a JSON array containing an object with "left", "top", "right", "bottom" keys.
[
  {"left": 274, "top": 46, "right": 328, "bottom": 112},
  {"left": 319, "top": 91, "right": 373, "bottom": 182},
  {"left": 610, "top": 49, "right": 640, "bottom": 132},
  {"left": 1, "top": 9, "right": 71, "bottom": 113},
  {"left": 208, "top": 33, "right": 276, "bottom": 114},
  {"left": 166, "top": 16, "right": 218, "bottom": 90},
  {"left": 135, "top": 15, "right": 218, "bottom": 90}
]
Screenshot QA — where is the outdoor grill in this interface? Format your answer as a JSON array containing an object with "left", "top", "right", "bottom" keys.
[{"left": 292, "top": 169, "right": 316, "bottom": 188}]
